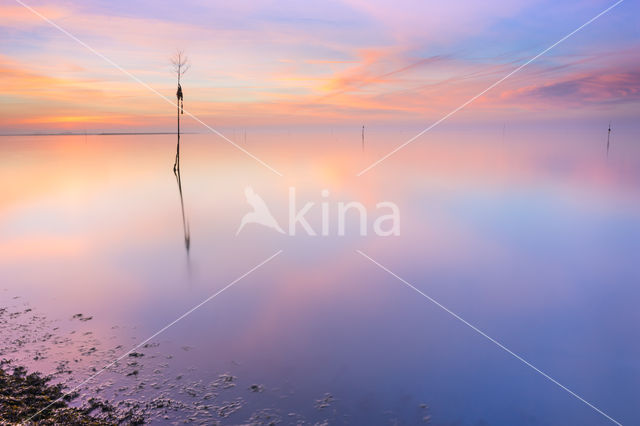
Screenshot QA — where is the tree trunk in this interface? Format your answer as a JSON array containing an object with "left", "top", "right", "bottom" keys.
[{"left": 174, "top": 94, "right": 181, "bottom": 171}]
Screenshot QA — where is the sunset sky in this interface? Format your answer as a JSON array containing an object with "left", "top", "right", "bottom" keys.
[{"left": 1, "top": 0, "right": 638, "bottom": 133}]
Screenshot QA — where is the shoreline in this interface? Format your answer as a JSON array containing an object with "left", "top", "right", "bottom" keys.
[{"left": 0, "top": 361, "right": 137, "bottom": 425}]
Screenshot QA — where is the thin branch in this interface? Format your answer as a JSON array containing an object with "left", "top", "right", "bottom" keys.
[{"left": 170, "top": 50, "right": 190, "bottom": 82}]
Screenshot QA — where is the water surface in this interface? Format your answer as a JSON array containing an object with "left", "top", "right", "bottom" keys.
[{"left": 1, "top": 124, "right": 639, "bottom": 424}]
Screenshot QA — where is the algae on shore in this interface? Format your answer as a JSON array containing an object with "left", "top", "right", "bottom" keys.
[{"left": 0, "top": 363, "right": 141, "bottom": 425}]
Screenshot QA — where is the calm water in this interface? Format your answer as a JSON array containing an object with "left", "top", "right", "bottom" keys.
[{"left": 1, "top": 124, "right": 639, "bottom": 424}]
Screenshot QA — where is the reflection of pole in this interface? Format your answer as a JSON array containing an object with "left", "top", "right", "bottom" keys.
[
  {"left": 174, "top": 164, "right": 191, "bottom": 265},
  {"left": 173, "top": 164, "right": 192, "bottom": 280}
]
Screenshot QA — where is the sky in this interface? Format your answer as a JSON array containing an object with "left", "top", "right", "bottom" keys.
[{"left": 0, "top": 0, "right": 639, "bottom": 132}]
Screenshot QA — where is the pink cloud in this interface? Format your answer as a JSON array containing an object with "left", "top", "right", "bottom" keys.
[{"left": 503, "top": 70, "right": 640, "bottom": 106}]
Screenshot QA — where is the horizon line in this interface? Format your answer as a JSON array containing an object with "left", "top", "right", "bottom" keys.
[{"left": 0, "top": 131, "right": 201, "bottom": 137}]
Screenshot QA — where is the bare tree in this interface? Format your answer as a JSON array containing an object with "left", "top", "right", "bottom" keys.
[
  {"left": 170, "top": 50, "right": 190, "bottom": 171},
  {"left": 171, "top": 50, "right": 191, "bottom": 85}
]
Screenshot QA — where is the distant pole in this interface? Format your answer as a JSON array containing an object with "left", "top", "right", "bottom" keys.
[
  {"left": 362, "top": 125, "right": 365, "bottom": 152},
  {"left": 607, "top": 121, "right": 611, "bottom": 157}
]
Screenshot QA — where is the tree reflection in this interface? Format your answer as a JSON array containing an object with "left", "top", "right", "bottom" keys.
[{"left": 173, "top": 148, "right": 191, "bottom": 265}]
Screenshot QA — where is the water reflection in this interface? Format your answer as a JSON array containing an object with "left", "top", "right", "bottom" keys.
[
  {"left": 172, "top": 140, "right": 191, "bottom": 267},
  {"left": 173, "top": 131, "right": 181, "bottom": 172},
  {"left": 1, "top": 127, "right": 639, "bottom": 425}
]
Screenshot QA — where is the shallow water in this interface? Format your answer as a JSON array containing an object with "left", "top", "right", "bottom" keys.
[{"left": 1, "top": 123, "right": 639, "bottom": 424}]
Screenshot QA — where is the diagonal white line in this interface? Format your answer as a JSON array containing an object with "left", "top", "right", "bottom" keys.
[
  {"left": 15, "top": 0, "right": 283, "bottom": 177},
  {"left": 357, "top": 0, "right": 625, "bottom": 176},
  {"left": 356, "top": 249, "right": 622, "bottom": 426},
  {"left": 26, "top": 249, "right": 283, "bottom": 423}
]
